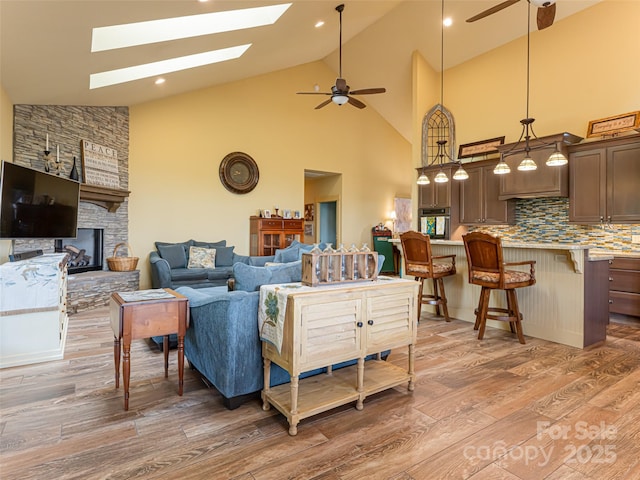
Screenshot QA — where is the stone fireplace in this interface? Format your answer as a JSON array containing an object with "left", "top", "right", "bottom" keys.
[
  {"left": 11, "top": 104, "right": 139, "bottom": 313},
  {"left": 55, "top": 228, "right": 104, "bottom": 274}
]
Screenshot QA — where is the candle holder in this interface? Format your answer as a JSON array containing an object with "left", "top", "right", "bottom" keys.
[{"left": 43, "top": 149, "right": 65, "bottom": 176}]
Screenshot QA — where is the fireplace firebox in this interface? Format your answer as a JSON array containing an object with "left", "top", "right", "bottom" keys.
[{"left": 55, "top": 228, "right": 104, "bottom": 274}]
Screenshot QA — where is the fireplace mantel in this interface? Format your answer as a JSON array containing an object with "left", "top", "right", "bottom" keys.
[{"left": 79, "top": 184, "right": 130, "bottom": 213}]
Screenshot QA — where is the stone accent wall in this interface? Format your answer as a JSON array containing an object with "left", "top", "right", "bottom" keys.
[
  {"left": 12, "top": 105, "right": 138, "bottom": 311},
  {"left": 67, "top": 270, "right": 139, "bottom": 314}
]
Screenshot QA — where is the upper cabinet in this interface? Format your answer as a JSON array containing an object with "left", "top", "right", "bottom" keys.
[
  {"left": 417, "top": 164, "right": 458, "bottom": 209},
  {"left": 497, "top": 132, "right": 582, "bottom": 200},
  {"left": 569, "top": 134, "right": 640, "bottom": 224},
  {"left": 460, "top": 159, "right": 515, "bottom": 225}
]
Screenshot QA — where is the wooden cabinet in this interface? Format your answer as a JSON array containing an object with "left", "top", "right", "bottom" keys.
[
  {"left": 417, "top": 164, "right": 459, "bottom": 208},
  {"left": 497, "top": 132, "right": 581, "bottom": 200},
  {"left": 460, "top": 159, "right": 515, "bottom": 225},
  {"left": 569, "top": 134, "right": 640, "bottom": 224},
  {"left": 249, "top": 216, "right": 304, "bottom": 256},
  {"left": 261, "top": 278, "right": 418, "bottom": 435},
  {"left": 609, "top": 257, "right": 640, "bottom": 317}
]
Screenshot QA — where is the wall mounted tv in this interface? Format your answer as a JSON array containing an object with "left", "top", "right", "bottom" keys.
[{"left": 0, "top": 160, "right": 80, "bottom": 239}]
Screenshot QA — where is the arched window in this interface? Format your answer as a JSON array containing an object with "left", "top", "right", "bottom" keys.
[{"left": 421, "top": 103, "right": 456, "bottom": 167}]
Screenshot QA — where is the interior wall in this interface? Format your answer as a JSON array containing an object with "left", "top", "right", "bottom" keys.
[
  {"left": 129, "top": 60, "right": 412, "bottom": 288},
  {"left": 0, "top": 85, "right": 13, "bottom": 262},
  {"left": 443, "top": 0, "right": 640, "bottom": 147}
]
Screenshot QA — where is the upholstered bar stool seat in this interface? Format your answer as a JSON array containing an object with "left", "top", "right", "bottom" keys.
[
  {"left": 462, "top": 232, "right": 536, "bottom": 344},
  {"left": 400, "top": 231, "right": 456, "bottom": 322}
]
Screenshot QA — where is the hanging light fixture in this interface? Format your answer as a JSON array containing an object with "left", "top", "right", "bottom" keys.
[
  {"left": 417, "top": 168, "right": 430, "bottom": 185},
  {"left": 416, "top": 0, "right": 467, "bottom": 184},
  {"left": 496, "top": 3, "right": 566, "bottom": 174}
]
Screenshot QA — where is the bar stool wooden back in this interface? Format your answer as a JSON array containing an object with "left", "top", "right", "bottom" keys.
[
  {"left": 400, "top": 230, "right": 456, "bottom": 321},
  {"left": 462, "top": 231, "right": 536, "bottom": 344}
]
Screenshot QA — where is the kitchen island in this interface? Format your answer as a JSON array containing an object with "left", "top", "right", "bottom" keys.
[{"left": 394, "top": 239, "right": 610, "bottom": 349}]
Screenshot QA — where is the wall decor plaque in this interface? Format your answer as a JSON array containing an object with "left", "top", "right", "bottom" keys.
[
  {"left": 587, "top": 111, "right": 640, "bottom": 138},
  {"left": 81, "top": 140, "right": 120, "bottom": 188},
  {"left": 458, "top": 136, "right": 505, "bottom": 159}
]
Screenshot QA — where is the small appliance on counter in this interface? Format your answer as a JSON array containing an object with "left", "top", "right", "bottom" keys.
[{"left": 418, "top": 208, "right": 450, "bottom": 240}]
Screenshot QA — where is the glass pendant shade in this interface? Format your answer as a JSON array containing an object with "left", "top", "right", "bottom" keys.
[
  {"left": 434, "top": 170, "right": 449, "bottom": 183},
  {"left": 453, "top": 164, "right": 469, "bottom": 180},
  {"left": 332, "top": 95, "right": 349, "bottom": 105},
  {"left": 494, "top": 159, "right": 511, "bottom": 175},
  {"left": 417, "top": 171, "right": 430, "bottom": 185},
  {"left": 546, "top": 149, "right": 568, "bottom": 166},
  {"left": 518, "top": 155, "right": 537, "bottom": 171}
]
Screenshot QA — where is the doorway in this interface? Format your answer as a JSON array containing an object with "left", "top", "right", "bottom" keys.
[
  {"left": 318, "top": 201, "right": 337, "bottom": 246},
  {"left": 304, "top": 170, "right": 341, "bottom": 247}
]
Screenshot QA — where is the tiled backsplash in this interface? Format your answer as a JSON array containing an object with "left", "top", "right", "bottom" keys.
[{"left": 471, "top": 197, "right": 640, "bottom": 253}]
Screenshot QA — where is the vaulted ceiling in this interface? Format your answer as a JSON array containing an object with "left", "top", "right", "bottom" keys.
[{"left": 0, "top": 0, "right": 601, "bottom": 140}]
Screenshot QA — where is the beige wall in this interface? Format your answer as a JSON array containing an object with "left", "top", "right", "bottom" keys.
[
  {"left": 129, "top": 61, "right": 412, "bottom": 288},
  {"left": 0, "top": 85, "right": 13, "bottom": 261},
  {"left": 438, "top": 0, "right": 640, "bottom": 150}
]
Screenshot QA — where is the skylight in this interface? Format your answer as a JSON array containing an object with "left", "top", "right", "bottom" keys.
[
  {"left": 89, "top": 45, "right": 251, "bottom": 89},
  {"left": 91, "top": 3, "right": 292, "bottom": 52}
]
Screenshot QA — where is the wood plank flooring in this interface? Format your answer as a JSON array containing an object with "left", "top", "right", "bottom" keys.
[{"left": 2, "top": 308, "right": 640, "bottom": 479}]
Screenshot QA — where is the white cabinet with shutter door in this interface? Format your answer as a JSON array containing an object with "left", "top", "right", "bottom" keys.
[{"left": 261, "top": 278, "right": 418, "bottom": 435}]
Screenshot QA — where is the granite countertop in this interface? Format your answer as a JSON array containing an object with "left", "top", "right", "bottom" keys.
[
  {"left": 429, "top": 240, "right": 591, "bottom": 250},
  {"left": 589, "top": 250, "right": 640, "bottom": 259}
]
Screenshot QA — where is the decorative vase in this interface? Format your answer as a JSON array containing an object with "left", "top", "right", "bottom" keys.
[{"left": 69, "top": 156, "right": 79, "bottom": 181}]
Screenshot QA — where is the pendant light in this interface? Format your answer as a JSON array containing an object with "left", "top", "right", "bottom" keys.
[
  {"left": 416, "top": 0, "right": 467, "bottom": 184},
  {"left": 496, "top": 3, "right": 566, "bottom": 174}
]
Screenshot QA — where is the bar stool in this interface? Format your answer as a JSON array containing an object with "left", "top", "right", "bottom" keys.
[
  {"left": 462, "top": 232, "right": 536, "bottom": 344},
  {"left": 400, "top": 231, "right": 456, "bottom": 321}
]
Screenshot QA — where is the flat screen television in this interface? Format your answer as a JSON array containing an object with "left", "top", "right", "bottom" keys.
[{"left": 0, "top": 160, "right": 80, "bottom": 239}]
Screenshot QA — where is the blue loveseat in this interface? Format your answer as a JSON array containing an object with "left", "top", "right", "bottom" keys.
[
  {"left": 149, "top": 239, "right": 317, "bottom": 289},
  {"left": 178, "top": 253, "right": 386, "bottom": 409}
]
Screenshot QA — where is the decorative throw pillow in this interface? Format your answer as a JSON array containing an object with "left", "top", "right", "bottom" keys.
[
  {"left": 187, "top": 246, "right": 216, "bottom": 269},
  {"left": 214, "top": 246, "right": 235, "bottom": 267},
  {"left": 274, "top": 246, "right": 300, "bottom": 264},
  {"left": 192, "top": 240, "right": 226, "bottom": 249},
  {"left": 157, "top": 244, "right": 187, "bottom": 269},
  {"left": 233, "top": 262, "right": 273, "bottom": 292},
  {"left": 268, "top": 260, "right": 303, "bottom": 284}
]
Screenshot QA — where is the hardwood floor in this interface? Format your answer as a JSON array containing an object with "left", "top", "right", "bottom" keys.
[{"left": 2, "top": 308, "right": 640, "bottom": 479}]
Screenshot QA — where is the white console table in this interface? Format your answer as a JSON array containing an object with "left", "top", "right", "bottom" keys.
[
  {"left": 260, "top": 277, "right": 419, "bottom": 435},
  {"left": 0, "top": 253, "right": 69, "bottom": 368}
]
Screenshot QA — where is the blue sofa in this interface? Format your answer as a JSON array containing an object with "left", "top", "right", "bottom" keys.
[
  {"left": 178, "top": 253, "right": 386, "bottom": 409},
  {"left": 149, "top": 239, "right": 318, "bottom": 289}
]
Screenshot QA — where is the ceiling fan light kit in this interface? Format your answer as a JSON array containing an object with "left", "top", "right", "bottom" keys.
[{"left": 297, "top": 4, "right": 386, "bottom": 110}]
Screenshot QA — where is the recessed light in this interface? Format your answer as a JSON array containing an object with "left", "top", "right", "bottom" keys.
[
  {"left": 315, "top": 20, "right": 325, "bottom": 28},
  {"left": 90, "top": 44, "right": 251, "bottom": 89},
  {"left": 155, "top": 78, "right": 165, "bottom": 85},
  {"left": 443, "top": 17, "right": 453, "bottom": 27},
  {"left": 91, "top": 3, "right": 291, "bottom": 52}
]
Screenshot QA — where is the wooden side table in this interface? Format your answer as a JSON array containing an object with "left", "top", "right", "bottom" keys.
[{"left": 110, "top": 288, "right": 189, "bottom": 410}]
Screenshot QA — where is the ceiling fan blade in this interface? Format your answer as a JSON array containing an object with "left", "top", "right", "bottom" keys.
[
  {"left": 315, "top": 99, "right": 333, "bottom": 110},
  {"left": 335, "top": 78, "right": 347, "bottom": 91},
  {"left": 297, "top": 92, "right": 332, "bottom": 95},
  {"left": 348, "top": 97, "right": 366, "bottom": 109},
  {"left": 466, "top": 0, "right": 520, "bottom": 23},
  {"left": 537, "top": 3, "right": 556, "bottom": 29},
  {"left": 350, "top": 87, "right": 386, "bottom": 95}
]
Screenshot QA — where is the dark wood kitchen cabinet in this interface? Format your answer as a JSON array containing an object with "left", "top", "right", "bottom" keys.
[
  {"left": 459, "top": 159, "right": 515, "bottom": 225},
  {"left": 569, "top": 134, "right": 640, "bottom": 224},
  {"left": 497, "top": 132, "right": 582, "bottom": 200},
  {"left": 609, "top": 257, "right": 640, "bottom": 317},
  {"left": 417, "top": 164, "right": 458, "bottom": 209}
]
